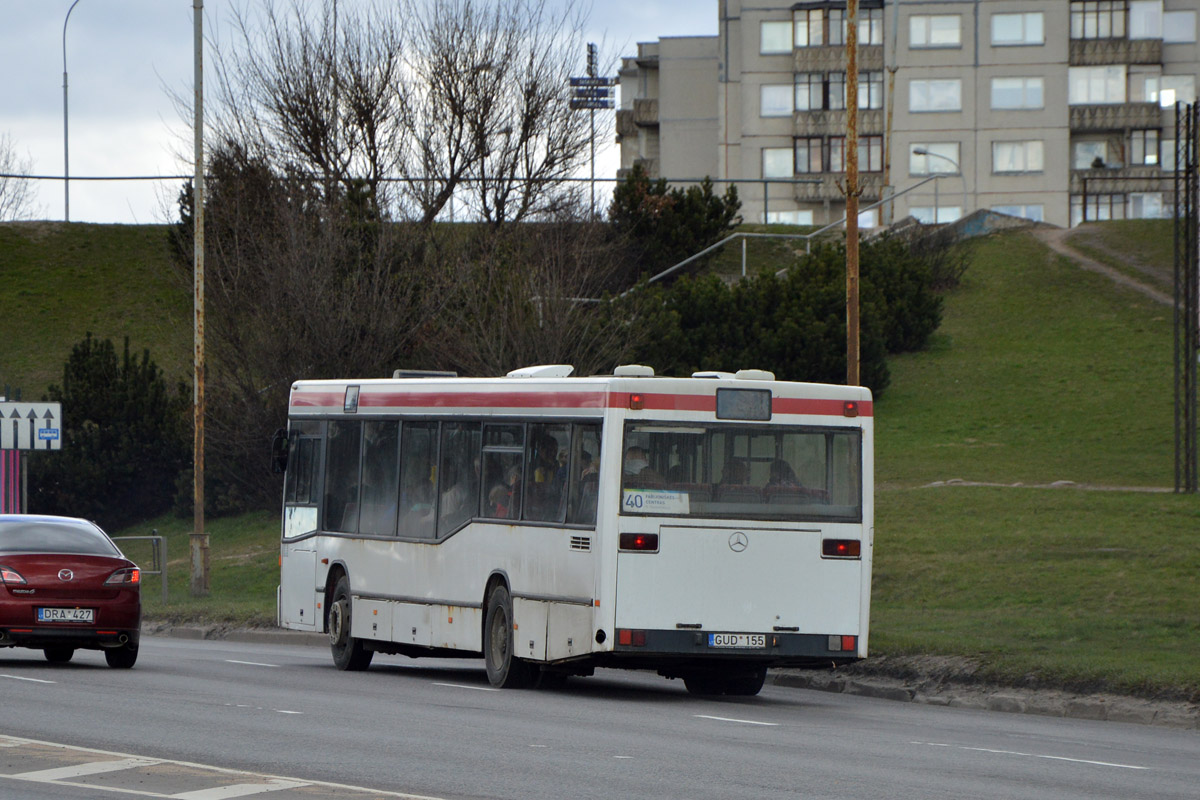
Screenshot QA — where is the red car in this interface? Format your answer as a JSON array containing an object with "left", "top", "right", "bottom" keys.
[{"left": 0, "top": 515, "right": 141, "bottom": 668}]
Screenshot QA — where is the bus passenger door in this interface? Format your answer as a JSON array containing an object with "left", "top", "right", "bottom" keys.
[{"left": 280, "top": 542, "right": 318, "bottom": 630}]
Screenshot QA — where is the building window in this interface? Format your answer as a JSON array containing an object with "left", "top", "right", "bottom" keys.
[
  {"left": 828, "top": 72, "right": 847, "bottom": 110},
  {"left": 860, "top": 71, "right": 884, "bottom": 109},
  {"left": 766, "top": 209, "right": 815, "bottom": 225},
  {"left": 1129, "top": 1, "right": 1162, "bottom": 38},
  {"left": 795, "top": 73, "right": 824, "bottom": 111},
  {"left": 1068, "top": 65, "right": 1127, "bottom": 104},
  {"left": 910, "top": 14, "right": 961, "bottom": 48},
  {"left": 1128, "top": 193, "right": 1165, "bottom": 219},
  {"left": 795, "top": 138, "right": 823, "bottom": 174},
  {"left": 1071, "top": 193, "right": 1125, "bottom": 226},
  {"left": 761, "top": 84, "right": 794, "bottom": 117},
  {"left": 991, "top": 205, "right": 1045, "bottom": 223},
  {"left": 1130, "top": 129, "right": 1159, "bottom": 165},
  {"left": 795, "top": 7, "right": 884, "bottom": 47},
  {"left": 993, "top": 141, "right": 1045, "bottom": 173},
  {"left": 991, "top": 77, "right": 1044, "bottom": 110},
  {"left": 761, "top": 20, "right": 793, "bottom": 54},
  {"left": 991, "top": 12, "right": 1045, "bottom": 45},
  {"left": 910, "top": 79, "right": 962, "bottom": 112},
  {"left": 910, "top": 143, "right": 961, "bottom": 175},
  {"left": 1070, "top": 1, "right": 1128, "bottom": 40},
  {"left": 857, "top": 208, "right": 880, "bottom": 228},
  {"left": 1160, "top": 75, "right": 1197, "bottom": 106},
  {"left": 1164, "top": 10, "right": 1198, "bottom": 43},
  {"left": 763, "top": 147, "right": 794, "bottom": 179},
  {"left": 910, "top": 206, "right": 963, "bottom": 224},
  {"left": 1162, "top": 138, "right": 1177, "bottom": 171},
  {"left": 1074, "top": 140, "right": 1111, "bottom": 169},
  {"left": 830, "top": 136, "right": 884, "bottom": 173}
]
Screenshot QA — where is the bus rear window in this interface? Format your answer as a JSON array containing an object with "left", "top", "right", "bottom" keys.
[{"left": 621, "top": 423, "right": 861, "bottom": 522}]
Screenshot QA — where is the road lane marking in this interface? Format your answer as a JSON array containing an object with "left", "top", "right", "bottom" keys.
[
  {"left": 910, "top": 741, "right": 1149, "bottom": 770},
  {"left": 13, "top": 757, "right": 156, "bottom": 781},
  {"left": 433, "top": 682, "right": 499, "bottom": 692},
  {"left": 0, "top": 674, "right": 55, "bottom": 684},
  {"left": 694, "top": 715, "right": 779, "bottom": 727},
  {"left": 170, "top": 778, "right": 309, "bottom": 798},
  {"left": 274, "top": 710, "right": 303, "bottom": 715},
  {"left": 225, "top": 660, "right": 279, "bottom": 668}
]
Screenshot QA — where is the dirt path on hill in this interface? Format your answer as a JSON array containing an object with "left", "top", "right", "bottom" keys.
[{"left": 1032, "top": 226, "right": 1173, "bottom": 306}]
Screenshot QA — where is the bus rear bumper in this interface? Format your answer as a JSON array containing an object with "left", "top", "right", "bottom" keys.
[{"left": 607, "top": 628, "right": 862, "bottom": 667}]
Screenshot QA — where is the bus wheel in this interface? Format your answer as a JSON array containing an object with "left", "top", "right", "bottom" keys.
[
  {"left": 329, "top": 576, "right": 373, "bottom": 671},
  {"left": 484, "top": 584, "right": 532, "bottom": 689},
  {"left": 683, "top": 673, "right": 726, "bottom": 696},
  {"left": 724, "top": 665, "right": 768, "bottom": 696}
]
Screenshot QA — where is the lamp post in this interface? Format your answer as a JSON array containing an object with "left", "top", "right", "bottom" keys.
[
  {"left": 62, "top": 0, "right": 83, "bottom": 222},
  {"left": 912, "top": 147, "right": 968, "bottom": 221}
]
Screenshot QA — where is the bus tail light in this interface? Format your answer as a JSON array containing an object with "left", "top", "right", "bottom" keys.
[
  {"left": 619, "top": 533, "right": 659, "bottom": 552},
  {"left": 617, "top": 629, "right": 647, "bottom": 647},
  {"left": 822, "top": 539, "right": 861, "bottom": 559},
  {"left": 629, "top": 393, "right": 644, "bottom": 410},
  {"left": 828, "top": 635, "right": 857, "bottom": 652},
  {"left": 844, "top": 401, "right": 859, "bottom": 417}
]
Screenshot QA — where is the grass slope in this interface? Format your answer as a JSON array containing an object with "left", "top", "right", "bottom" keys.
[{"left": 0, "top": 222, "right": 191, "bottom": 397}]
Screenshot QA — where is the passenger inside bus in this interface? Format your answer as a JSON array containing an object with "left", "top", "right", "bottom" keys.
[
  {"left": 766, "top": 458, "right": 802, "bottom": 488},
  {"left": 623, "top": 446, "right": 663, "bottom": 485}
]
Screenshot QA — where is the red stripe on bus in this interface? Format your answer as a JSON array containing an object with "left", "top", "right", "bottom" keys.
[{"left": 773, "top": 398, "right": 873, "bottom": 417}]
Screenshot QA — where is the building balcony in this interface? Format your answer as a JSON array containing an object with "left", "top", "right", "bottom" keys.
[
  {"left": 1069, "top": 37, "right": 1162, "bottom": 66},
  {"left": 633, "top": 98, "right": 659, "bottom": 127},
  {"left": 616, "top": 109, "right": 638, "bottom": 138},
  {"left": 793, "top": 172, "right": 885, "bottom": 203},
  {"left": 1070, "top": 102, "right": 1162, "bottom": 131},
  {"left": 794, "top": 108, "right": 885, "bottom": 138},
  {"left": 1070, "top": 165, "right": 1171, "bottom": 195},
  {"left": 793, "top": 44, "right": 884, "bottom": 73}
]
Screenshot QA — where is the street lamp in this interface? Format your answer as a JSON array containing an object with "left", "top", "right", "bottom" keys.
[
  {"left": 912, "top": 147, "right": 968, "bottom": 222},
  {"left": 62, "top": 0, "right": 83, "bottom": 222}
]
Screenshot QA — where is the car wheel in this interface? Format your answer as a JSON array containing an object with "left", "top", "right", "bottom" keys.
[
  {"left": 329, "top": 575, "right": 373, "bottom": 671},
  {"left": 43, "top": 647, "right": 75, "bottom": 664},
  {"left": 105, "top": 644, "right": 138, "bottom": 669},
  {"left": 483, "top": 584, "right": 532, "bottom": 688}
]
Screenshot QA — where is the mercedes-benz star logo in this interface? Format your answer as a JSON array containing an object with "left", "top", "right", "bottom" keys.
[
  {"left": 728, "top": 532, "right": 748, "bottom": 553},
  {"left": 58, "top": 569, "right": 74, "bottom": 581}
]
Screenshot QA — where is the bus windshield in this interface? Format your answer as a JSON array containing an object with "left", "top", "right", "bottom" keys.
[{"left": 621, "top": 422, "right": 862, "bottom": 522}]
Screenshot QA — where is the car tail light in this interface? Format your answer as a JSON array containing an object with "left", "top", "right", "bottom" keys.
[
  {"left": 619, "top": 533, "right": 658, "bottom": 552},
  {"left": 104, "top": 568, "right": 141, "bottom": 587},
  {"left": 822, "top": 539, "right": 861, "bottom": 559},
  {"left": 0, "top": 565, "right": 26, "bottom": 585}
]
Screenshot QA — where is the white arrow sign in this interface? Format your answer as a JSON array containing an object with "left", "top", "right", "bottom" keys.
[{"left": 0, "top": 403, "right": 63, "bottom": 450}]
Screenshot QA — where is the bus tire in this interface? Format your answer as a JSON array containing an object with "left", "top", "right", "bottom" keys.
[
  {"left": 329, "top": 576, "right": 373, "bottom": 671},
  {"left": 683, "top": 673, "right": 726, "bottom": 696},
  {"left": 724, "top": 665, "right": 768, "bottom": 696},
  {"left": 484, "top": 584, "right": 532, "bottom": 689}
]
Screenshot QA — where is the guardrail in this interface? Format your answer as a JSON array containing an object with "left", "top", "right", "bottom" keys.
[{"left": 111, "top": 531, "right": 167, "bottom": 605}]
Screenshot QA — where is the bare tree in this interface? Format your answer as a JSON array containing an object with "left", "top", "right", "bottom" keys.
[{"left": 0, "top": 132, "right": 39, "bottom": 221}]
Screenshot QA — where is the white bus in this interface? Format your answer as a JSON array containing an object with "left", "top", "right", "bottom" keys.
[{"left": 276, "top": 364, "right": 872, "bottom": 695}]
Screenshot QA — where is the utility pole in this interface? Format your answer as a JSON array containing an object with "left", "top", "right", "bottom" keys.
[
  {"left": 192, "top": 0, "right": 209, "bottom": 595},
  {"left": 845, "top": 0, "right": 861, "bottom": 386}
]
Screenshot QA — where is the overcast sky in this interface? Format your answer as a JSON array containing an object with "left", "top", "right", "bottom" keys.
[{"left": 0, "top": 0, "right": 717, "bottom": 224}]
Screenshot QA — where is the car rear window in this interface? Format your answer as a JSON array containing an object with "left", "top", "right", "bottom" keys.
[{"left": 0, "top": 520, "right": 120, "bottom": 555}]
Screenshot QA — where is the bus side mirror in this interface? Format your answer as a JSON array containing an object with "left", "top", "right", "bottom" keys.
[{"left": 271, "top": 429, "right": 289, "bottom": 474}]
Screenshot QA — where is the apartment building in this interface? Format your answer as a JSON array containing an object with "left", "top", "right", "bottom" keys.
[{"left": 616, "top": 0, "right": 1200, "bottom": 228}]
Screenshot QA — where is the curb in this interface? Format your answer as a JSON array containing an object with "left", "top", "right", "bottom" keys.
[{"left": 771, "top": 670, "right": 1200, "bottom": 730}]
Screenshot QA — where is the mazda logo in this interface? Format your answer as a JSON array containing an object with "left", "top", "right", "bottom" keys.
[
  {"left": 58, "top": 569, "right": 74, "bottom": 582},
  {"left": 728, "top": 532, "right": 748, "bottom": 553}
]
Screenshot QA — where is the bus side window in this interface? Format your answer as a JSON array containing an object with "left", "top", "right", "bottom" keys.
[
  {"left": 359, "top": 421, "right": 400, "bottom": 536},
  {"left": 324, "top": 420, "right": 362, "bottom": 533},
  {"left": 438, "top": 423, "right": 482, "bottom": 538},
  {"left": 567, "top": 424, "right": 601, "bottom": 526},
  {"left": 398, "top": 422, "right": 437, "bottom": 539},
  {"left": 524, "top": 423, "right": 570, "bottom": 522}
]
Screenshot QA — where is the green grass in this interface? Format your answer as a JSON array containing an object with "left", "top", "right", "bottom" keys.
[
  {"left": 1064, "top": 219, "right": 1175, "bottom": 296},
  {"left": 0, "top": 222, "right": 191, "bottom": 397}
]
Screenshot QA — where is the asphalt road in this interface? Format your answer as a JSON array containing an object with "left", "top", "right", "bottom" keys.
[{"left": 2, "top": 636, "right": 1197, "bottom": 800}]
